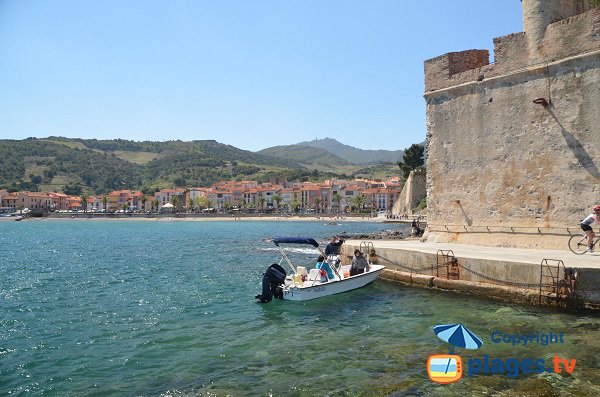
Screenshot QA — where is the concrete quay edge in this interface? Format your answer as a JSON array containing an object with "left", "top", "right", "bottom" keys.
[{"left": 341, "top": 239, "right": 600, "bottom": 309}]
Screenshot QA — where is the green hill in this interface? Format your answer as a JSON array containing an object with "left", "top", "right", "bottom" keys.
[
  {"left": 297, "top": 138, "right": 406, "bottom": 165},
  {"left": 257, "top": 144, "right": 351, "bottom": 167},
  {"left": 0, "top": 137, "right": 311, "bottom": 194}
]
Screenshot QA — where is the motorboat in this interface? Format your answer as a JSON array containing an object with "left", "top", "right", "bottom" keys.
[{"left": 255, "top": 236, "right": 385, "bottom": 303}]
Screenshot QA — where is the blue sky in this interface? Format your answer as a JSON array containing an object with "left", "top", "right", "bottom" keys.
[{"left": 0, "top": 1, "right": 522, "bottom": 152}]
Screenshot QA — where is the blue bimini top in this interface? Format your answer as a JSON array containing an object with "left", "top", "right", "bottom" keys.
[{"left": 273, "top": 237, "right": 319, "bottom": 247}]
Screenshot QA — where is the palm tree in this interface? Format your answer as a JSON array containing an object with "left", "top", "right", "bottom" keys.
[
  {"left": 351, "top": 195, "right": 367, "bottom": 213},
  {"left": 313, "top": 197, "right": 322, "bottom": 213},
  {"left": 80, "top": 194, "right": 89, "bottom": 212},
  {"left": 292, "top": 200, "right": 301, "bottom": 213},
  {"left": 258, "top": 196, "right": 266, "bottom": 213},
  {"left": 332, "top": 193, "right": 342, "bottom": 214},
  {"left": 152, "top": 199, "right": 159, "bottom": 213},
  {"left": 188, "top": 197, "right": 195, "bottom": 213},
  {"left": 141, "top": 195, "right": 148, "bottom": 212},
  {"left": 171, "top": 195, "right": 181, "bottom": 213},
  {"left": 102, "top": 196, "right": 108, "bottom": 212},
  {"left": 273, "top": 194, "right": 283, "bottom": 211}
]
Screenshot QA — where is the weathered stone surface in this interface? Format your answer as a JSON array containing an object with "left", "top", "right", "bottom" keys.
[{"left": 424, "top": 2, "right": 600, "bottom": 249}]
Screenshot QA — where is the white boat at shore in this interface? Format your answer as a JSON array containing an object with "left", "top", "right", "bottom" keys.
[{"left": 255, "top": 236, "right": 385, "bottom": 302}]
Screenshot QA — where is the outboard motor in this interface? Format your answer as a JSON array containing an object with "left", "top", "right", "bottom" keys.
[{"left": 255, "top": 264, "right": 287, "bottom": 303}]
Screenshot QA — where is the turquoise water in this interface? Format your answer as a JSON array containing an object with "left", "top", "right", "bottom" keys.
[{"left": 1, "top": 220, "right": 599, "bottom": 397}]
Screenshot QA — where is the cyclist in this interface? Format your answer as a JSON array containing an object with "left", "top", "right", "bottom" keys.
[{"left": 581, "top": 205, "right": 600, "bottom": 251}]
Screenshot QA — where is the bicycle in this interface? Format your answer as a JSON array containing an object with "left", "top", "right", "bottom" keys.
[{"left": 568, "top": 233, "right": 600, "bottom": 254}]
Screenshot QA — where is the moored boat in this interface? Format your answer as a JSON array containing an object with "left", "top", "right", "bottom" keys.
[{"left": 255, "top": 236, "right": 385, "bottom": 303}]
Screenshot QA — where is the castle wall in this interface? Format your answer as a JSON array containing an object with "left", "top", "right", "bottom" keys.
[
  {"left": 392, "top": 170, "right": 426, "bottom": 215},
  {"left": 424, "top": 5, "right": 600, "bottom": 249}
]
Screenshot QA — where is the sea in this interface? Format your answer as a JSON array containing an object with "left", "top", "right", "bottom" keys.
[{"left": 1, "top": 220, "right": 600, "bottom": 397}]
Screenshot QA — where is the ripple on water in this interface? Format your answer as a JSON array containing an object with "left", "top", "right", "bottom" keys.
[{"left": 1, "top": 220, "right": 599, "bottom": 396}]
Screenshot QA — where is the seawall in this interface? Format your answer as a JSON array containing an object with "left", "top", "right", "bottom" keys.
[{"left": 342, "top": 239, "right": 600, "bottom": 309}]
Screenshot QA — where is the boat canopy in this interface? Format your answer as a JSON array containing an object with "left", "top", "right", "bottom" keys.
[{"left": 273, "top": 237, "right": 319, "bottom": 247}]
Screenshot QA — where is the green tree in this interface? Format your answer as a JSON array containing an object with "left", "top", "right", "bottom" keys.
[
  {"left": 397, "top": 144, "right": 425, "bottom": 179},
  {"left": 63, "top": 182, "right": 82, "bottom": 196},
  {"left": 273, "top": 194, "right": 283, "bottom": 210},
  {"left": 152, "top": 199, "right": 159, "bottom": 213},
  {"left": 292, "top": 200, "right": 301, "bottom": 213},
  {"left": 258, "top": 196, "right": 266, "bottom": 213},
  {"left": 80, "top": 194, "right": 89, "bottom": 212},
  {"left": 102, "top": 196, "right": 108, "bottom": 211},
  {"left": 313, "top": 197, "right": 322, "bottom": 213},
  {"left": 188, "top": 197, "right": 195, "bottom": 213},
  {"left": 141, "top": 195, "right": 148, "bottom": 212},
  {"left": 351, "top": 195, "right": 367, "bottom": 213},
  {"left": 332, "top": 193, "right": 342, "bottom": 214},
  {"left": 171, "top": 195, "right": 181, "bottom": 212}
]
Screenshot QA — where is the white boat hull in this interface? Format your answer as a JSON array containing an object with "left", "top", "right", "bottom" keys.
[{"left": 282, "top": 264, "right": 385, "bottom": 301}]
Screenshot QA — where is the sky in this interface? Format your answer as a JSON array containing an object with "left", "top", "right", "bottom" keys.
[{"left": 0, "top": 1, "right": 522, "bottom": 152}]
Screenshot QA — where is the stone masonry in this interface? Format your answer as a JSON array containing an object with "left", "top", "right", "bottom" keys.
[{"left": 424, "top": 0, "right": 600, "bottom": 249}]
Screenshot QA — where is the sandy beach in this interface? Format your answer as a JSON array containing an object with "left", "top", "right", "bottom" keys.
[{"left": 3, "top": 214, "right": 404, "bottom": 223}]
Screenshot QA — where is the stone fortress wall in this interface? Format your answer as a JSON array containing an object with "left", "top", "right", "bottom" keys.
[{"left": 424, "top": 0, "right": 600, "bottom": 249}]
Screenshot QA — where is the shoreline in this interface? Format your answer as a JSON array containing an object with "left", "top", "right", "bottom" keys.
[{"left": 3, "top": 214, "right": 403, "bottom": 223}]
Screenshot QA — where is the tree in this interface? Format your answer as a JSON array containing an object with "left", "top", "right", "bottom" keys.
[
  {"left": 258, "top": 196, "right": 265, "bottom": 213},
  {"left": 313, "top": 197, "right": 322, "bottom": 213},
  {"left": 152, "top": 199, "right": 159, "bottom": 213},
  {"left": 171, "top": 195, "right": 181, "bottom": 212},
  {"left": 80, "top": 194, "right": 89, "bottom": 212},
  {"left": 273, "top": 194, "right": 283, "bottom": 210},
  {"left": 102, "top": 196, "right": 108, "bottom": 211},
  {"left": 188, "top": 197, "right": 195, "bottom": 213},
  {"left": 63, "top": 182, "right": 82, "bottom": 196},
  {"left": 292, "top": 200, "right": 301, "bottom": 213},
  {"left": 351, "top": 195, "right": 367, "bottom": 213},
  {"left": 332, "top": 193, "right": 342, "bottom": 214},
  {"left": 397, "top": 144, "right": 425, "bottom": 179},
  {"left": 141, "top": 195, "right": 148, "bottom": 212}
]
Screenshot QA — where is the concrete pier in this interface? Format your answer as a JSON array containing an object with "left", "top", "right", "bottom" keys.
[{"left": 342, "top": 240, "right": 600, "bottom": 309}]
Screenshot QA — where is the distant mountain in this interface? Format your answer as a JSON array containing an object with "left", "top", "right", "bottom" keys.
[
  {"left": 297, "top": 138, "right": 405, "bottom": 165},
  {"left": 257, "top": 144, "right": 351, "bottom": 167}
]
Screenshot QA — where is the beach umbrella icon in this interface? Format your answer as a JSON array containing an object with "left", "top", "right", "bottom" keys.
[{"left": 433, "top": 323, "right": 483, "bottom": 354}]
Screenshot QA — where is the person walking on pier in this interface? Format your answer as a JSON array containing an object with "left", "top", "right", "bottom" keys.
[{"left": 580, "top": 205, "right": 600, "bottom": 252}]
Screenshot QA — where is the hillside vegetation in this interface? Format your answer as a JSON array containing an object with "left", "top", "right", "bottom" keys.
[
  {"left": 257, "top": 144, "right": 351, "bottom": 166},
  {"left": 297, "top": 138, "right": 406, "bottom": 164},
  {"left": 0, "top": 137, "right": 415, "bottom": 195}
]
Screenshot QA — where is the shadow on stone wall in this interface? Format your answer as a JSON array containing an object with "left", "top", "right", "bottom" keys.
[{"left": 549, "top": 108, "right": 600, "bottom": 180}]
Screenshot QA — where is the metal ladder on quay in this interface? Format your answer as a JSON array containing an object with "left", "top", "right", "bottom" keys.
[{"left": 539, "top": 259, "right": 564, "bottom": 305}]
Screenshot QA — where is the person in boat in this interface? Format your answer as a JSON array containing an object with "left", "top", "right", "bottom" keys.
[
  {"left": 315, "top": 255, "right": 335, "bottom": 282},
  {"left": 324, "top": 236, "right": 344, "bottom": 256},
  {"left": 350, "top": 249, "right": 369, "bottom": 276}
]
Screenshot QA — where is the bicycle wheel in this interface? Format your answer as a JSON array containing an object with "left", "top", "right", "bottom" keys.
[{"left": 568, "top": 234, "right": 588, "bottom": 254}]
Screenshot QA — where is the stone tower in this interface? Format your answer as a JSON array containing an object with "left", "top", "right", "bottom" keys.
[
  {"left": 423, "top": 1, "right": 600, "bottom": 249},
  {"left": 522, "top": 0, "right": 592, "bottom": 61}
]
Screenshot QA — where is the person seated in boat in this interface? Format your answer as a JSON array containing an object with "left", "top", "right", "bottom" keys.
[
  {"left": 350, "top": 249, "right": 369, "bottom": 276},
  {"left": 315, "top": 255, "right": 335, "bottom": 282},
  {"left": 325, "top": 236, "right": 344, "bottom": 256}
]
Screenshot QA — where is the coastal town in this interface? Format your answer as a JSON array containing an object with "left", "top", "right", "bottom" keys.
[{"left": 0, "top": 176, "right": 406, "bottom": 215}]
